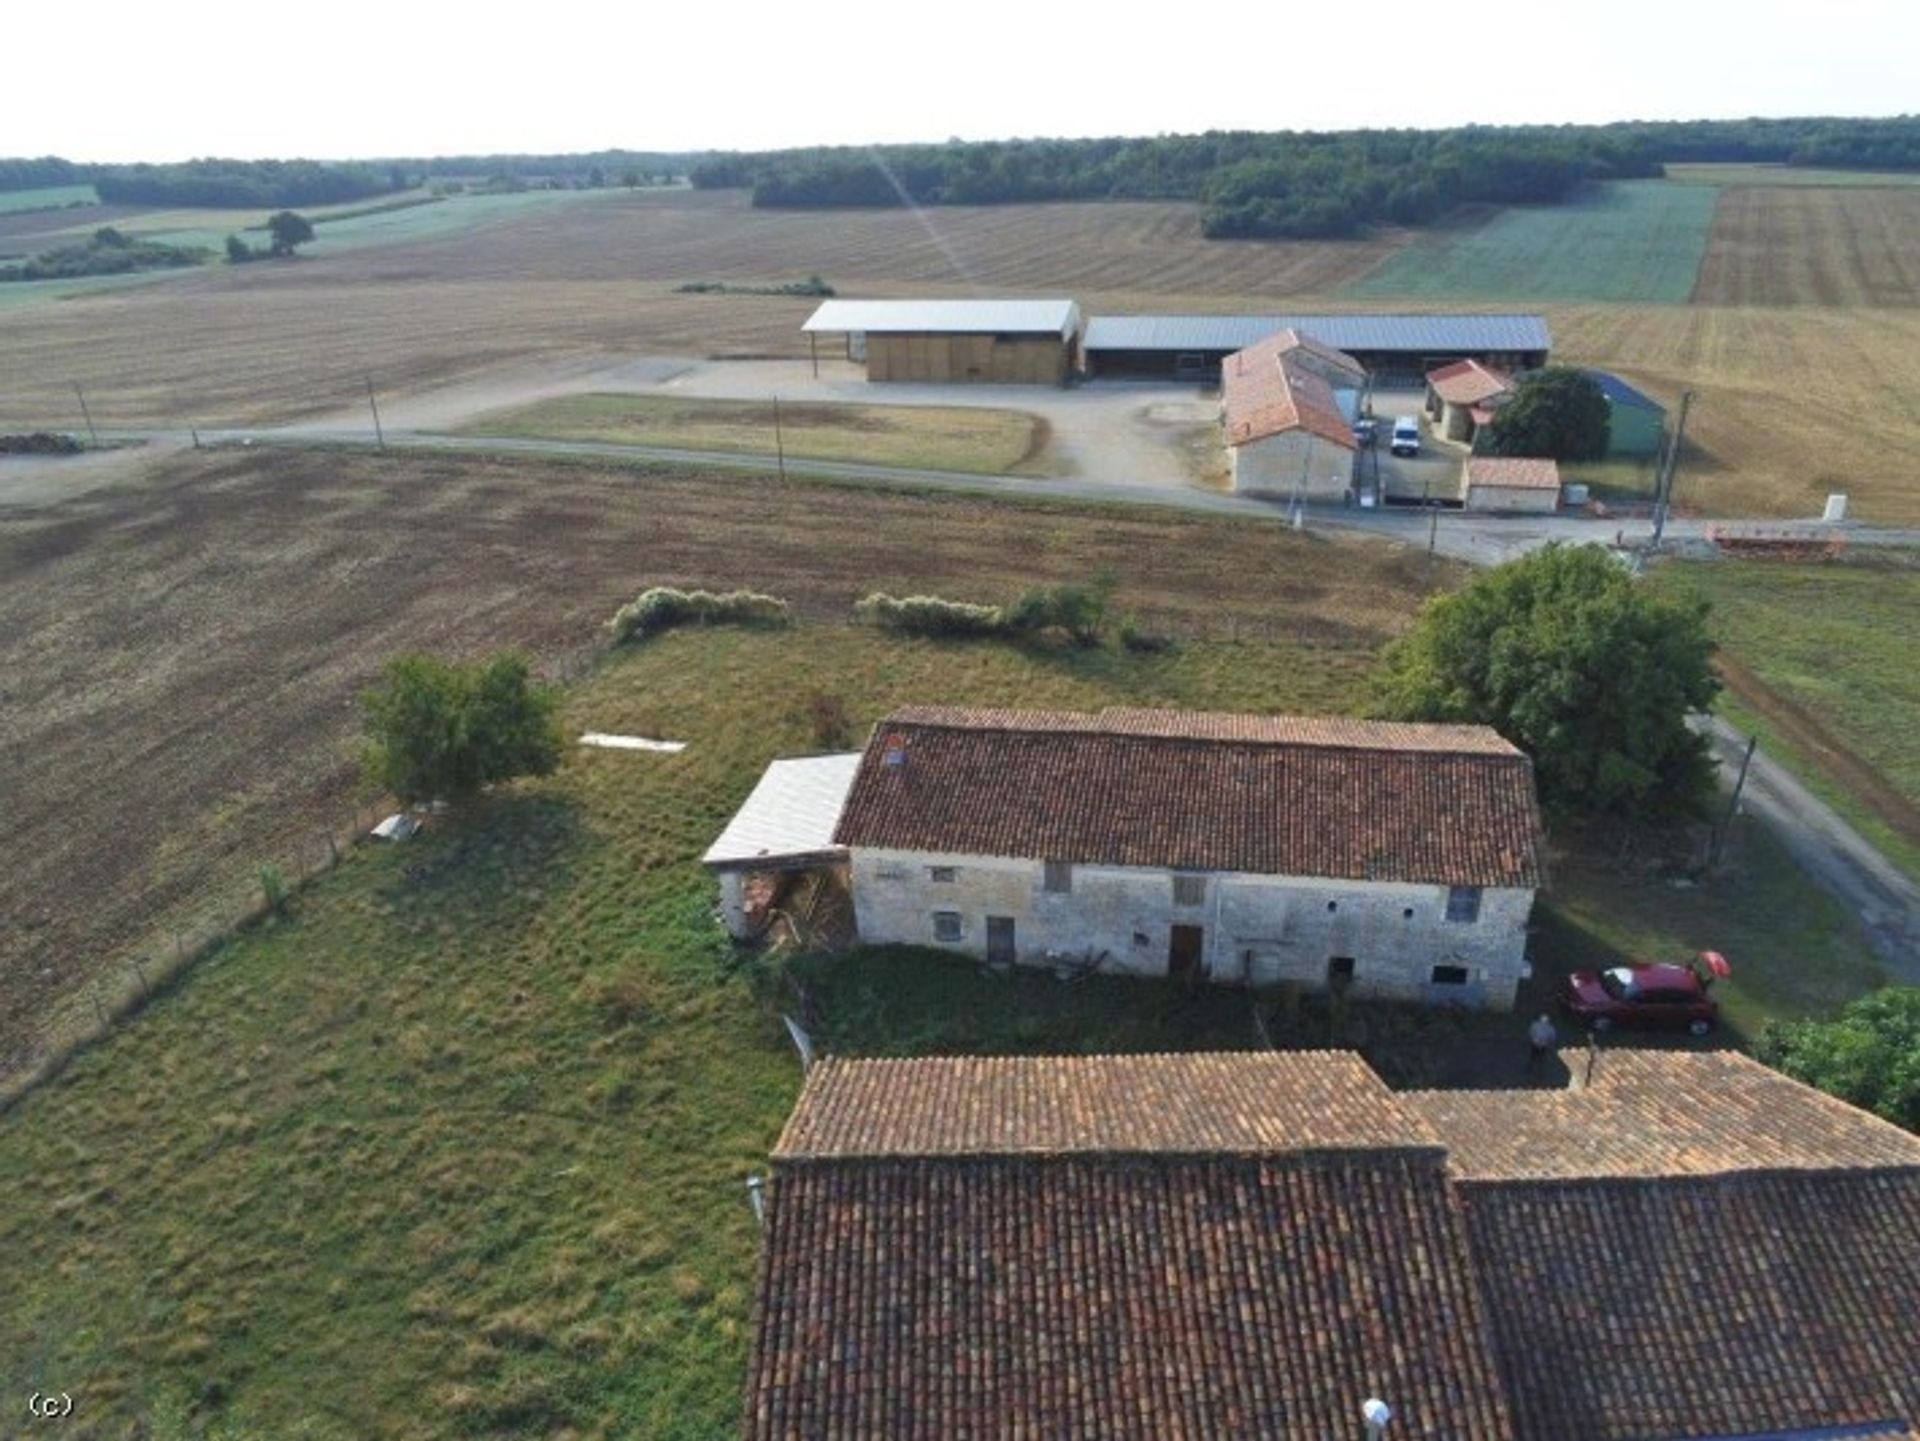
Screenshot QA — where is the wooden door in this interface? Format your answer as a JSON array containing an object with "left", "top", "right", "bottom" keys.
[
  {"left": 1169, "top": 924, "right": 1205, "bottom": 981},
  {"left": 986, "top": 916, "right": 1016, "bottom": 967}
]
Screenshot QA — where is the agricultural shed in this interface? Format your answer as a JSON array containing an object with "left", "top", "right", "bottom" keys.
[
  {"left": 1220, "top": 331, "right": 1362, "bottom": 501},
  {"left": 1423, "top": 359, "right": 1515, "bottom": 445},
  {"left": 1083, "top": 313, "right": 1550, "bottom": 382},
  {"left": 801, "top": 298, "right": 1081, "bottom": 385},
  {"left": 701, "top": 752, "right": 860, "bottom": 938},
  {"left": 1462, "top": 456, "right": 1562, "bottom": 513},
  {"left": 1583, "top": 368, "right": 1666, "bottom": 458}
]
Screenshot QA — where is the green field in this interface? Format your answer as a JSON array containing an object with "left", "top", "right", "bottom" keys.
[
  {"left": 1345, "top": 180, "right": 1720, "bottom": 303},
  {"left": 1653, "top": 556, "right": 1920, "bottom": 880},
  {"left": 461, "top": 393, "right": 1050, "bottom": 475},
  {"left": 0, "top": 183, "right": 98, "bottom": 214},
  {"left": 0, "top": 620, "right": 1884, "bottom": 1439}
]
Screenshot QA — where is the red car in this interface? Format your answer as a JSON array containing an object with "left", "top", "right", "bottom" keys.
[{"left": 1561, "top": 951, "right": 1730, "bottom": 1036}]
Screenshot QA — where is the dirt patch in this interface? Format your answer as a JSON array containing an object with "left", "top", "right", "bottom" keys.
[{"left": 1714, "top": 652, "right": 1920, "bottom": 847}]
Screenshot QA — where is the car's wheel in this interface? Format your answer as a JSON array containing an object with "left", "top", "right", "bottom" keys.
[
  {"left": 1587, "top": 1015, "right": 1614, "bottom": 1033},
  {"left": 1688, "top": 1019, "right": 1713, "bottom": 1037}
]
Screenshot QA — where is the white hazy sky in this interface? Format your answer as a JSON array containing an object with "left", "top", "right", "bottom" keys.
[{"left": 8, "top": 0, "right": 1914, "bottom": 162}]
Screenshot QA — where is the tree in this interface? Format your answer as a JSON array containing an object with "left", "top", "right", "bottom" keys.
[
  {"left": 224, "top": 234, "right": 255, "bottom": 264},
  {"left": 1481, "top": 368, "right": 1612, "bottom": 461},
  {"left": 1372, "top": 545, "right": 1719, "bottom": 820},
  {"left": 361, "top": 653, "right": 563, "bottom": 806},
  {"left": 1755, "top": 988, "right": 1920, "bottom": 1132},
  {"left": 265, "top": 210, "right": 315, "bottom": 257}
]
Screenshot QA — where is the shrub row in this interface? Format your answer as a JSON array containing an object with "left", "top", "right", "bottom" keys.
[
  {"left": 609, "top": 587, "right": 791, "bottom": 644},
  {"left": 853, "top": 592, "right": 1007, "bottom": 638}
]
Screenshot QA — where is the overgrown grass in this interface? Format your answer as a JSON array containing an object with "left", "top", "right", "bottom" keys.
[
  {"left": 0, "top": 623, "right": 1883, "bottom": 1437},
  {"left": 1345, "top": 180, "right": 1719, "bottom": 303},
  {"left": 1652, "top": 556, "right": 1920, "bottom": 879},
  {"left": 0, "top": 183, "right": 98, "bottom": 214},
  {"left": 458, "top": 393, "right": 1050, "bottom": 475}
]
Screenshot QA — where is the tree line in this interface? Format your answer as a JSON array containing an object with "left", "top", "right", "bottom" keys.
[{"left": 688, "top": 116, "right": 1920, "bottom": 239}]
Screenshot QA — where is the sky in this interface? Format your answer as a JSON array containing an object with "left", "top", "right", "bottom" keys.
[{"left": 7, "top": 0, "right": 1915, "bottom": 162}]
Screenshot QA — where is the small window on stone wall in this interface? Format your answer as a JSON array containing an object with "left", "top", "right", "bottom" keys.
[
  {"left": 1173, "top": 873, "right": 1207, "bottom": 907},
  {"left": 1043, "top": 860, "right": 1073, "bottom": 894},
  {"left": 1430, "top": 963, "right": 1471, "bottom": 986},
  {"left": 1446, "top": 886, "right": 1483, "bottom": 924},
  {"left": 933, "top": 911, "right": 963, "bottom": 943},
  {"left": 929, "top": 866, "right": 957, "bottom": 883},
  {"left": 1133, "top": 931, "right": 1150, "bottom": 948},
  {"left": 1326, "top": 900, "right": 1339, "bottom": 913}
]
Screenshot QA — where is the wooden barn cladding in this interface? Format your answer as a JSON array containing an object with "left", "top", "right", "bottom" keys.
[
  {"left": 747, "top": 1154, "right": 1513, "bottom": 1441},
  {"left": 833, "top": 705, "right": 1544, "bottom": 888},
  {"left": 774, "top": 1052, "right": 1435, "bottom": 1159}
]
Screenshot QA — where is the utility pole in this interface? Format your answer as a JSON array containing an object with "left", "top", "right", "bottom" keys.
[
  {"left": 1708, "top": 734, "right": 1759, "bottom": 869},
  {"left": 365, "top": 374, "right": 386, "bottom": 449},
  {"left": 1424, "top": 474, "right": 1440, "bottom": 578},
  {"left": 1650, "top": 389, "right": 1693, "bottom": 549},
  {"left": 773, "top": 395, "right": 787, "bottom": 482},
  {"left": 72, "top": 382, "right": 99, "bottom": 448}
]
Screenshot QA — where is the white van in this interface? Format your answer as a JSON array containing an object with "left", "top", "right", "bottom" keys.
[{"left": 1390, "top": 416, "right": 1421, "bottom": 457}]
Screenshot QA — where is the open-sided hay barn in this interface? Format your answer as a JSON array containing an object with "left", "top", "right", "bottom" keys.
[
  {"left": 802, "top": 299, "right": 1082, "bottom": 385},
  {"left": 1083, "top": 313, "right": 1551, "bottom": 384}
]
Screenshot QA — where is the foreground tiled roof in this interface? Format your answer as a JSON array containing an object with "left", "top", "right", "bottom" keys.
[
  {"left": 775, "top": 1053, "right": 1435, "bottom": 1159},
  {"left": 1428, "top": 358, "right": 1515, "bottom": 405},
  {"left": 1221, "top": 333, "right": 1358, "bottom": 450},
  {"left": 747, "top": 1154, "right": 1514, "bottom": 1441},
  {"left": 1404, "top": 1050, "right": 1920, "bottom": 1179},
  {"left": 834, "top": 706, "right": 1545, "bottom": 888},
  {"left": 1460, "top": 1170, "right": 1920, "bottom": 1439},
  {"left": 1464, "top": 457, "right": 1562, "bottom": 492}
]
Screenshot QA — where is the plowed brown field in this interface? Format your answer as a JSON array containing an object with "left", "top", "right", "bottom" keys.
[{"left": 1693, "top": 185, "right": 1920, "bottom": 307}]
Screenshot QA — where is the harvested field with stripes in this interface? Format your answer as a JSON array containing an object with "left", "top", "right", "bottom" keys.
[{"left": 1692, "top": 185, "right": 1920, "bottom": 306}]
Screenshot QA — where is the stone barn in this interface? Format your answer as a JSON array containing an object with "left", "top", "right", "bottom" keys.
[
  {"left": 1424, "top": 358, "right": 1515, "bottom": 444},
  {"left": 801, "top": 298, "right": 1081, "bottom": 385},
  {"left": 714, "top": 704, "right": 1548, "bottom": 1011}
]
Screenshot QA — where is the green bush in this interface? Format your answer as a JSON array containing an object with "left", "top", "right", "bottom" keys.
[
  {"left": 361, "top": 652, "right": 564, "bottom": 806},
  {"left": 1118, "top": 615, "right": 1177, "bottom": 654},
  {"left": 1006, "top": 576, "right": 1114, "bottom": 646},
  {"left": 1755, "top": 987, "right": 1920, "bottom": 1132},
  {"left": 608, "top": 586, "right": 790, "bottom": 644},
  {"left": 853, "top": 592, "right": 1007, "bottom": 638}
]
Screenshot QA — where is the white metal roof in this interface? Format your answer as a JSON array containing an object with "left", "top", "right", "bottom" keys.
[
  {"left": 702, "top": 753, "right": 862, "bottom": 870},
  {"left": 1084, "top": 313, "right": 1551, "bottom": 355},
  {"left": 802, "top": 299, "right": 1081, "bottom": 339}
]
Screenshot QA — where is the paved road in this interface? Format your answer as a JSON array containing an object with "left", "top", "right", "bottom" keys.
[{"left": 1701, "top": 717, "right": 1920, "bottom": 980}]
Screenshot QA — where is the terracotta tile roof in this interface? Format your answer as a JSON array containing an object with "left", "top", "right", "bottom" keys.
[
  {"left": 1403, "top": 1050, "right": 1920, "bottom": 1180},
  {"left": 1458, "top": 1170, "right": 1920, "bottom": 1440},
  {"left": 774, "top": 1053, "right": 1436, "bottom": 1160},
  {"left": 1428, "top": 358, "right": 1515, "bottom": 406},
  {"left": 1221, "top": 333, "right": 1358, "bottom": 451},
  {"left": 747, "top": 1153, "right": 1515, "bottom": 1441},
  {"left": 1269, "top": 326, "right": 1369, "bottom": 381},
  {"left": 1464, "top": 457, "right": 1561, "bottom": 492},
  {"left": 834, "top": 706, "right": 1546, "bottom": 889}
]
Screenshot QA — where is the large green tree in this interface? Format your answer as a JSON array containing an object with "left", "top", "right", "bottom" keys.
[
  {"left": 1373, "top": 545, "right": 1718, "bottom": 819},
  {"left": 1481, "top": 368, "right": 1613, "bottom": 462},
  {"left": 1755, "top": 987, "right": 1920, "bottom": 1132},
  {"left": 362, "top": 652, "right": 564, "bottom": 806},
  {"left": 265, "top": 209, "right": 315, "bottom": 257}
]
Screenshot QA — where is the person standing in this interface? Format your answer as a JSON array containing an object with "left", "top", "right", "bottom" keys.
[{"left": 1527, "top": 1012, "right": 1558, "bottom": 1069}]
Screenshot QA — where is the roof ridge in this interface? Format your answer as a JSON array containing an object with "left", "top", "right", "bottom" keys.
[{"left": 881, "top": 705, "right": 1523, "bottom": 756}]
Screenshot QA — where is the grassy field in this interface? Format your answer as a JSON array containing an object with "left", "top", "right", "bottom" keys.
[
  {"left": 1692, "top": 185, "right": 1920, "bottom": 306},
  {"left": 0, "top": 183, "right": 98, "bottom": 214},
  {"left": 0, "top": 444, "right": 1441, "bottom": 1087},
  {"left": 0, "top": 612, "right": 1885, "bottom": 1440},
  {"left": 460, "top": 393, "right": 1052, "bottom": 475},
  {"left": 1652, "top": 555, "right": 1920, "bottom": 880},
  {"left": 1343, "top": 181, "right": 1720, "bottom": 304}
]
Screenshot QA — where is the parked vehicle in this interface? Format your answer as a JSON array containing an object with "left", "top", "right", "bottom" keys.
[
  {"left": 1561, "top": 950, "right": 1730, "bottom": 1036},
  {"left": 1352, "top": 418, "right": 1376, "bottom": 447},
  {"left": 1390, "top": 416, "right": 1421, "bottom": 456}
]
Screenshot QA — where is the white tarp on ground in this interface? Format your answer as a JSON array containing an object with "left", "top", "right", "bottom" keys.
[
  {"left": 580, "top": 733, "right": 686, "bottom": 753},
  {"left": 702, "top": 752, "right": 862, "bottom": 868}
]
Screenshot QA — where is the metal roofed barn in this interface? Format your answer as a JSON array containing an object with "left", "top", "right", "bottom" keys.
[
  {"left": 1084, "top": 312, "right": 1551, "bottom": 382},
  {"left": 802, "top": 298, "right": 1083, "bottom": 385}
]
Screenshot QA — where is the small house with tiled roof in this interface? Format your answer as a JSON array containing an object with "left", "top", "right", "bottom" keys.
[
  {"left": 1220, "top": 330, "right": 1364, "bottom": 502},
  {"left": 1462, "top": 456, "right": 1563, "bottom": 513},
  {"left": 1425, "top": 357, "right": 1517, "bottom": 445},
  {"left": 745, "top": 1049, "right": 1920, "bottom": 1441},
  {"left": 707, "top": 705, "right": 1546, "bottom": 1009}
]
